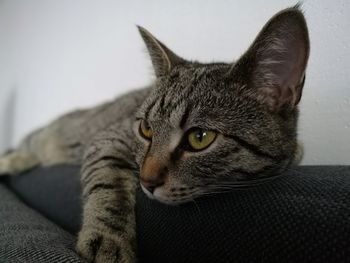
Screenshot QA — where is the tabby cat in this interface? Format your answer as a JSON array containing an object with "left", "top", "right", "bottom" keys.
[{"left": 0, "top": 6, "right": 309, "bottom": 263}]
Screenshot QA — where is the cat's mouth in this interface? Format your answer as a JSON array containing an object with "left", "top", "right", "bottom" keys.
[{"left": 140, "top": 184, "right": 195, "bottom": 205}]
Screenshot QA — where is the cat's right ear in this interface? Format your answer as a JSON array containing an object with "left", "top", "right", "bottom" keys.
[{"left": 138, "top": 26, "right": 185, "bottom": 78}]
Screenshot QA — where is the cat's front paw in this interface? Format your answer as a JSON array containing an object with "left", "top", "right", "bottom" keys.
[{"left": 76, "top": 228, "right": 135, "bottom": 263}]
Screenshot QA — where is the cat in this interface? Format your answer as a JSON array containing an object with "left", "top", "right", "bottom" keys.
[{"left": 0, "top": 6, "right": 309, "bottom": 263}]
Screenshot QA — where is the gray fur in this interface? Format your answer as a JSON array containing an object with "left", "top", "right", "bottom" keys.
[{"left": 0, "top": 6, "right": 309, "bottom": 263}]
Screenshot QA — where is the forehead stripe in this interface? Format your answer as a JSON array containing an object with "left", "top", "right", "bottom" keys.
[
  {"left": 160, "top": 92, "right": 166, "bottom": 106},
  {"left": 179, "top": 106, "right": 190, "bottom": 129},
  {"left": 144, "top": 97, "right": 158, "bottom": 119}
]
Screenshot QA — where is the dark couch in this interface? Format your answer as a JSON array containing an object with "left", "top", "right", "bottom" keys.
[{"left": 0, "top": 165, "right": 350, "bottom": 263}]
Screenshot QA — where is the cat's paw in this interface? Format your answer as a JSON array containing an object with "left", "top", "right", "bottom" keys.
[
  {"left": 0, "top": 152, "right": 39, "bottom": 175},
  {"left": 76, "top": 228, "right": 135, "bottom": 263}
]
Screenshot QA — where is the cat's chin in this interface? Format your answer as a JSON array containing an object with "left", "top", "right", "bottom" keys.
[
  {"left": 140, "top": 184, "right": 191, "bottom": 206},
  {"left": 154, "top": 197, "right": 190, "bottom": 206}
]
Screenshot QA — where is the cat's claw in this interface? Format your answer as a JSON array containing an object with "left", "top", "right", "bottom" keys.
[{"left": 77, "top": 228, "right": 135, "bottom": 263}]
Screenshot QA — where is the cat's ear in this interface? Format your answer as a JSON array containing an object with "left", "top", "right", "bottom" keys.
[
  {"left": 237, "top": 7, "right": 310, "bottom": 112},
  {"left": 138, "top": 26, "right": 185, "bottom": 77}
]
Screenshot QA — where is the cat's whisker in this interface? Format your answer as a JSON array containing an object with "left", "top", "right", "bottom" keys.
[
  {"left": 266, "top": 160, "right": 305, "bottom": 176},
  {"left": 284, "top": 167, "right": 305, "bottom": 175},
  {"left": 199, "top": 189, "right": 235, "bottom": 196},
  {"left": 196, "top": 173, "right": 288, "bottom": 194}
]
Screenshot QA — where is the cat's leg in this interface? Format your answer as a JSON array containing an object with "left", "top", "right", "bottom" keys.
[
  {"left": 0, "top": 129, "right": 42, "bottom": 175},
  {"left": 77, "top": 130, "right": 137, "bottom": 263},
  {"left": 0, "top": 124, "right": 83, "bottom": 176},
  {"left": 0, "top": 151, "right": 39, "bottom": 175}
]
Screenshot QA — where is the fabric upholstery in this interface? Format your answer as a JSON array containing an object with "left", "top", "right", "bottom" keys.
[
  {"left": 1, "top": 165, "right": 350, "bottom": 263},
  {"left": 0, "top": 183, "right": 85, "bottom": 263},
  {"left": 136, "top": 166, "right": 350, "bottom": 263},
  {"left": 4, "top": 166, "right": 82, "bottom": 234}
]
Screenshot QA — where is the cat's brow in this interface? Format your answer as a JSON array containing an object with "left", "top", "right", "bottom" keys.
[
  {"left": 179, "top": 107, "right": 191, "bottom": 129},
  {"left": 144, "top": 97, "right": 158, "bottom": 119},
  {"left": 135, "top": 111, "right": 145, "bottom": 120},
  {"left": 169, "top": 129, "right": 183, "bottom": 152}
]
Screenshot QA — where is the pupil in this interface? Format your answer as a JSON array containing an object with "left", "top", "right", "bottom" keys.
[{"left": 196, "top": 130, "right": 204, "bottom": 142}]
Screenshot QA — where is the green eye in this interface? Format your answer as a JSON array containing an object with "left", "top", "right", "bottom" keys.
[
  {"left": 139, "top": 120, "right": 153, "bottom": 139},
  {"left": 187, "top": 129, "right": 217, "bottom": 151}
]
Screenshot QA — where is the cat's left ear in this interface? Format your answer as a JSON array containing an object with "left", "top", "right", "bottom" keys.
[
  {"left": 138, "top": 26, "right": 185, "bottom": 78},
  {"left": 236, "top": 6, "right": 310, "bottom": 112}
]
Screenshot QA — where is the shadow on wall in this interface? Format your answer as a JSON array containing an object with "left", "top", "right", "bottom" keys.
[{"left": 0, "top": 87, "right": 16, "bottom": 154}]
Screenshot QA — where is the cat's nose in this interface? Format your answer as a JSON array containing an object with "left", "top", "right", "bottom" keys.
[
  {"left": 140, "top": 156, "right": 167, "bottom": 194},
  {"left": 140, "top": 178, "right": 165, "bottom": 194}
]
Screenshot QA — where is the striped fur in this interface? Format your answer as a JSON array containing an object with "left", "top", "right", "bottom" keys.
[{"left": 0, "top": 6, "right": 309, "bottom": 263}]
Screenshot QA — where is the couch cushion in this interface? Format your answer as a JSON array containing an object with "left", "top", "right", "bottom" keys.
[
  {"left": 136, "top": 166, "right": 350, "bottom": 263},
  {"left": 4, "top": 165, "right": 82, "bottom": 234},
  {"left": 0, "top": 183, "right": 85, "bottom": 263},
  {"left": 3, "top": 165, "right": 350, "bottom": 263}
]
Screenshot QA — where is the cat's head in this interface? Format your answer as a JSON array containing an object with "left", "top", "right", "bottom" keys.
[{"left": 133, "top": 6, "right": 309, "bottom": 204}]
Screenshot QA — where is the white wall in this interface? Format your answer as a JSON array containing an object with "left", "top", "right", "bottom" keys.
[{"left": 0, "top": 0, "right": 349, "bottom": 164}]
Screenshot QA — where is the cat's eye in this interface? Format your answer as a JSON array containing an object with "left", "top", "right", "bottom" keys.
[
  {"left": 139, "top": 120, "right": 153, "bottom": 140},
  {"left": 187, "top": 129, "right": 217, "bottom": 151}
]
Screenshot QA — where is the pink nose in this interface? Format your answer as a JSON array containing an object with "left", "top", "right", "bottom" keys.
[{"left": 140, "top": 156, "right": 167, "bottom": 193}]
